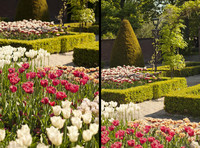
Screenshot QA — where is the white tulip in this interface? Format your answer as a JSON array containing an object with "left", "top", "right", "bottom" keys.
[
  {"left": 37, "top": 143, "right": 49, "bottom": 148},
  {"left": 62, "top": 107, "right": 71, "bottom": 119},
  {"left": 46, "top": 126, "right": 63, "bottom": 146},
  {"left": 52, "top": 105, "right": 62, "bottom": 116},
  {"left": 7, "top": 140, "right": 26, "bottom": 148},
  {"left": 89, "top": 123, "right": 99, "bottom": 135},
  {"left": 73, "top": 110, "right": 82, "bottom": 118},
  {"left": 71, "top": 117, "right": 82, "bottom": 129},
  {"left": 82, "top": 112, "right": 92, "bottom": 124},
  {"left": 82, "top": 130, "right": 93, "bottom": 142},
  {"left": 18, "top": 134, "right": 32, "bottom": 147},
  {"left": 17, "top": 124, "right": 30, "bottom": 138},
  {"left": 67, "top": 132, "right": 79, "bottom": 142},
  {"left": 0, "top": 129, "right": 5, "bottom": 141},
  {"left": 67, "top": 126, "right": 78, "bottom": 134},
  {"left": 50, "top": 116, "right": 66, "bottom": 129},
  {"left": 62, "top": 100, "right": 72, "bottom": 108}
]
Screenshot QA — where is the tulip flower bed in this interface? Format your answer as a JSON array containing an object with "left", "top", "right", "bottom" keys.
[
  {"left": 0, "top": 46, "right": 51, "bottom": 68},
  {"left": 101, "top": 100, "right": 141, "bottom": 124},
  {"left": 101, "top": 117, "right": 200, "bottom": 148},
  {"left": 0, "top": 19, "right": 69, "bottom": 40},
  {"left": 165, "top": 83, "right": 200, "bottom": 116},
  {"left": 0, "top": 60, "right": 99, "bottom": 147},
  {"left": 102, "top": 66, "right": 161, "bottom": 89}
]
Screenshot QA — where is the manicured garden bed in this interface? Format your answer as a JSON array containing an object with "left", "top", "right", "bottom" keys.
[
  {"left": 0, "top": 46, "right": 99, "bottom": 147},
  {"left": 102, "top": 77, "right": 187, "bottom": 104},
  {"left": 101, "top": 117, "right": 200, "bottom": 148},
  {"left": 148, "top": 62, "right": 200, "bottom": 77},
  {"left": 164, "top": 83, "right": 200, "bottom": 116},
  {"left": 73, "top": 41, "right": 99, "bottom": 68},
  {"left": 0, "top": 32, "right": 95, "bottom": 53}
]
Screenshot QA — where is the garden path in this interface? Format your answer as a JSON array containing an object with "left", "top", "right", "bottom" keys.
[
  {"left": 48, "top": 35, "right": 99, "bottom": 67},
  {"left": 48, "top": 51, "right": 74, "bottom": 67},
  {"left": 137, "top": 74, "right": 200, "bottom": 122}
]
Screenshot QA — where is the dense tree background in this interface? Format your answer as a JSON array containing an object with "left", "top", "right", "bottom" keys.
[{"left": 101, "top": 0, "right": 199, "bottom": 55}]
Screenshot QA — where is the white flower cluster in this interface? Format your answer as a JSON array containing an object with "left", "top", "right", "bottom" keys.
[
  {"left": 48, "top": 99, "right": 99, "bottom": 146},
  {"left": 101, "top": 100, "right": 141, "bottom": 124},
  {"left": 7, "top": 124, "right": 32, "bottom": 148},
  {"left": 77, "top": 96, "right": 99, "bottom": 121},
  {"left": 0, "top": 45, "right": 50, "bottom": 69}
]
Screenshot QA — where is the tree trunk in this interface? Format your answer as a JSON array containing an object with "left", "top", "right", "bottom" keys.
[{"left": 199, "top": 27, "right": 200, "bottom": 55}]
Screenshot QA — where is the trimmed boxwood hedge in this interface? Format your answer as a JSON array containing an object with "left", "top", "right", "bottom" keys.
[
  {"left": 73, "top": 41, "right": 99, "bottom": 68},
  {"left": 0, "top": 32, "right": 95, "bottom": 53},
  {"left": 148, "top": 63, "right": 200, "bottom": 77},
  {"left": 102, "top": 77, "right": 187, "bottom": 104},
  {"left": 164, "top": 84, "right": 200, "bottom": 116}
]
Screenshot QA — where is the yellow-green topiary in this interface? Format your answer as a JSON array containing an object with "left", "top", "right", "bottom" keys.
[
  {"left": 110, "top": 19, "right": 144, "bottom": 67},
  {"left": 15, "top": 0, "right": 50, "bottom": 21}
]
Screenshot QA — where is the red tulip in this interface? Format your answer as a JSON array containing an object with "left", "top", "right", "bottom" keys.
[
  {"left": 10, "top": 85, "right": 17, "bottom": 93},
  {"left": 49, "top": 101, "right": 55, "bottom": 106},
  {"left": 8, "top": 68, "right": 15, "bottom": 74},
  {"left": 52, "top": 79, "right": 60, "bottom": 86},
  {"left": 108, "top": 125, "right": 115, "bottom": 131},
  {"left": 46, "top": 86, "right": 56, "bottom": 94},
  {"left": 56, "top": 91, "right": 67, "bottom": 100},
  {"left": 18, "top": 67, "right": 25, "bottom": 73},
  {"left": 112, "top": 120, "right": 119, "bottom": 126},
  {"left": 22, "top": 63, "right": 29, "bottom": 69},
  {"left": 40, "top": 79, "right": 48, "bottom": 87},
  {"left": 127, "top": 140, "right": 135, "bottom": 147},
  {"left": 140, "top": 137, "right": 147, "bottom": 144}
]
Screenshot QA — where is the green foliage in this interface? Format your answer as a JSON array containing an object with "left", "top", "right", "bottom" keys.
[
  {"left": 71, "top": 8, "right": 96, "bottom": 23},
  {"left": 73, "top": 41, "right": 99, "bottom": 68},
  {"left": 164, "top": 84, "right": 200, "bottom": 116},
  {"left": 135, "top": 22, "right": 154, "bottom": 38},
  {"left": 159, "top": 4, "right": 187, "bottom": 77},
  {"left": 15, "top": 0, "right": 49, "bottom": 21},
  {"left": 102, "top": 77, "right": 187, "bottom": 104},
  {"left": 70, "top": 25, "right": 99, "bottom": 35},
  {"left": 101, "top": 0, "right": 142, "bottom": 36},
  {"left": 102, "top": 32, "right": 116, "bottom": 39},
  {"left": 148, "top": 63, "right": 200, "bottom": 77},
  {"left": 110, "top": 19, "right": 144, "bottom": 67},
  {"left": 0, "top": 33, "right": 95, "bottom": 53}
]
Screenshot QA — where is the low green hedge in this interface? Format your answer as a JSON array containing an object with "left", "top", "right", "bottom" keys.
[
  {"left": 148, "top": 63, "right": 200, "bottom": 77},
  {"left": 164, "top": 84, "right": 200, "bottom": 116},
  {"left": 0, "top": 32, "right": 95, "bottom": 53},
  {"left": 71, "top": 25, "right": 99, "bottom": 35},
  {"left": 73, "top": 41, "right": 99, "bottom": 68},
  {"left": 102, "top": 77, "right": 187, "bottom": 104}
]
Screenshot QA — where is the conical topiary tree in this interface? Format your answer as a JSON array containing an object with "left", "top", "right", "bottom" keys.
[
  {"left": 110, "top": 19, "right": 144, "bottom": 67},
  {"left": 15, "top": 0, "right": 50, "bottom": 21}
]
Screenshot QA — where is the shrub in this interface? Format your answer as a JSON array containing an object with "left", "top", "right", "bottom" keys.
[
  {"left": 73, "top": 41, "right": 99, "bottom": 67},
  {"left": 148, "top": 62, "right": 200, "bottom": 77},
  {"left": 0, "top": 33, "right": 95, "bottom": 53},
  {"left": 15, "top": 0, "right": 49, "bottom": 21},
  {"left": 110, "top": 19, "right": 144, "bottom": 67},
  {"left": 102, "top": 77, "right": 187, "bottom": 104},
  {"left": 164, "top": 84, "right": 200, "bottom": 116}
]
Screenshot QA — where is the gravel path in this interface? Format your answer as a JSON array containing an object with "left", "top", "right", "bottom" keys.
[
  {"left": 137, "top": 74, "right": 200, "bottom": 122},
  {"left": 48, "top": 51, "right": 74, "bottom": 67}
]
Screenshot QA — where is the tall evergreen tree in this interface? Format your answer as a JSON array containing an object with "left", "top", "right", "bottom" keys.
[{"left": 110, "top": 19, "right": 145, "bottom": 67}]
